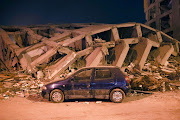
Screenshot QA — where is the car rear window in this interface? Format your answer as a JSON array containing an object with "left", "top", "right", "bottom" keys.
[{"left": 115, "top": 68, "right": 125, "bottom": 79}]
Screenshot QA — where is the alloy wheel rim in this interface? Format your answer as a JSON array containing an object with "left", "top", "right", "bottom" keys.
[
  {"left": 112, "top": 91, "right": 122, "bottom": 102},
  {"left": 52, "top": 92, "right": 62, "bottom": 102}
]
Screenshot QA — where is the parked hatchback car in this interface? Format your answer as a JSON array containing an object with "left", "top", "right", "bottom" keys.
[{"left": 41, "top": 66, "right": 130, "bottom": 103}]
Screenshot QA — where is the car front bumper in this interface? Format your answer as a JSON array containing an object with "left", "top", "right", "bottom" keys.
[{"left": 41, "top": 90, "right": 49, "bottom": 99}]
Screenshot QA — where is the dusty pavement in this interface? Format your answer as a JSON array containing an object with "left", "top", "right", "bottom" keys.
[{"left": 0, "top": 90, "right": 180, "bottom": 120}]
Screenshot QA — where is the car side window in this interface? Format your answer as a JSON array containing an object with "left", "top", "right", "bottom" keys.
[
  {"left": 74, "top": 69, "right": 92, "bottom": 82},
  {"left": 95, "top": 68, "right": 113, "bottom": 80}
]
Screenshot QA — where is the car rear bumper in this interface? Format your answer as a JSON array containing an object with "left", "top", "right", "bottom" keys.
[{"left": 126, "top": 85, "right": 131, "bottom": 96}]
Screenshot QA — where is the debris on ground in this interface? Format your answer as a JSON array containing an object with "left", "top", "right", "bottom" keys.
[
  {"left": 0, "top": 72, "right": 44, "bottom": 100},
  {"left": 96, "top": 101, "right": 102, "bottom": 104},
  {"left": 84, "top": 102, "right": 90, "bottom": 104},
  {"left": 130, "top": 59, "right": 180, "bottom": 92}
]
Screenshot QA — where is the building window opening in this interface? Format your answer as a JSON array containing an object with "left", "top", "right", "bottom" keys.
[
  {"left": 148, "top": 6, "right": 156, "bottom": 20},
  {"left": 148, "top": 0, "right": 155, "bottom": 6},
  {"left": 91, "top": 30, "right": 112, "bottom": 42},
  {"left": 149, "top": 22, "right": 156, "bottom": 29},
  {"left": 166, "top": 31, "right": 173, "bottom": 37},
  {"left": 141, "top": 26, "right": 158, "bottom": 42},
  {"left": 117, "top": 26, "right": 138, "bottom": 39},
  {"left": 160, "top": 0, "right": 172, "bottom": 14},
  {"left": 160, "top": 14, "right": 171, "bottom": 31}
]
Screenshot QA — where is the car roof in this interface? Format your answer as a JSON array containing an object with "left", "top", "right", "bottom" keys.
[
  {"left": 65, "top": 66, "right": 121, "bottom": 79},
  {"left": 78, "top": 66, "right": 120, "bottom": 70}
]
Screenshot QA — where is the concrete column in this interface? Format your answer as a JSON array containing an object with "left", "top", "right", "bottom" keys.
[
  {"left": 155, "top": 1, "right": 160, "bottom": 30},
  {"left": 112, "top": 38, "right": 139, "bottom": 68},
  {"left": 42, "top": 39, "right": 58, "bottom": 47},
  {"left": 26, "top": 46, "right": 48, "bottom": 58},
  {"left": 47, "top": 48, "right": 93, "bottom": 79},
  {"left": 31, "top": 48, "right": 58, "bottom": 68},
  {"left": 85, "top": 35, "right": 93, "bottom": 47},
  {"left": 19, "top": 53, "right": 32, "bottom": 70},
  {"left": 61, "top": 35, "right": 85, "bottom": 46},
  {"left": 111, "top": 28, "right": 120, "bottom": 41},
  {"left": 0, "top": 28, "right": 20, "bottom": 50},
  {"left": 86, "top": 47, "right": 104, "bottom": 67},
  {"left": 156, "top": 31, "right": 163, "bottom": 42},
  {"left": 156, "top": 44, "right": 174, "bottom": 65},
  {"left": 136, "top": 24, "right": 142, "bottom": 37},
  {"left": 0, "top": 36, "right": 4, "bottom": 61},
  {"left": 113, "top": 40, "right": 129, "bottom": 68},
  {"left": 48, "top": 52, "right": 77, "bottom": 79},
  {"left": 134, "top": 38, "right": 159, "bottom": 70}
]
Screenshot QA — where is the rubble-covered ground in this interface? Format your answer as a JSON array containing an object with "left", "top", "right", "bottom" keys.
[
  {"left": 0, "top": 72, "right": 44, "bottom": 100},
  {"left": 126, "top": 58, "right": 180, "bottom": 92}
]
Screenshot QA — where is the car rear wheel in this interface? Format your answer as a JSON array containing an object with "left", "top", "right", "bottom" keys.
[
  {"left": 110, "top": 89, "right": 125, "bottom": 103},
  {"left": 50, "top": 89, "right": 64, "bottom": 103}
]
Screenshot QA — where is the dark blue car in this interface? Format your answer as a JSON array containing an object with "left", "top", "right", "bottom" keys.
[{"left": 41, "top": 66, "right": 130, "bottom": 103}]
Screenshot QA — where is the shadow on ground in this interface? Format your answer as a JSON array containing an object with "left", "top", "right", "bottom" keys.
[{"left": 26, "top": 92, "right": 152, "bottom": 103}]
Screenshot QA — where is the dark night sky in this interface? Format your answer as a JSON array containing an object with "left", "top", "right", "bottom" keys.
[{"left": 0, "top": 0, "right": 146, "bottom": 26}]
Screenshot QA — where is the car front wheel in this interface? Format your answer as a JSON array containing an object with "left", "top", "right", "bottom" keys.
[
  {"left": 110, "top": 89, "right": 125, "bottom": 103},
  {"left": 50, "top": 89, "right": 64, "bottom": 103}
]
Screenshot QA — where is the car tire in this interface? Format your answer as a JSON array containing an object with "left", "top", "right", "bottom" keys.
[
  {"left": 110, "top": 89, "right": 125, "bottom": 103},
  {"left": 50, "top": 89, "right": 64, "bottom": 103}
]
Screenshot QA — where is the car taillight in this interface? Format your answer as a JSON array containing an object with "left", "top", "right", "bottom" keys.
[{"left": 125, "top": 76, "right": 130, "bottom": 84}]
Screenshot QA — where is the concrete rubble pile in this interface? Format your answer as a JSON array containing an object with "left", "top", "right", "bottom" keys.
[
  {"left": 0, "top": 72, "right": 44, "bottom": 100},
  {"left": 127, "top": 60, "right": 180, "bottom": 91},
  {"left": 0, "top": 23, "right": 180, "bottom": 100}
]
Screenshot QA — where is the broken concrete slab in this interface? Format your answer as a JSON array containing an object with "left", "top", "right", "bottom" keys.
[
  {"left": 134, "top": 38, "right": 160, "bottom": 70},
  {"left": 86, "top": 47, "right": 104, "bottom": 67},
  {"left": 26, "top": 46, "right": 48, "bottom": 58},
  {"left": 156, "top": 44, "right": 174, "bottom": 65},
  {"left": 111, "top": 27, "right": 120, "bottom": 41},
  {"left": 113, "top": 40, "right": 130, "bottom": 68},
  {"left": 47, "top": 52, "right": 78, "bottom": 79}
]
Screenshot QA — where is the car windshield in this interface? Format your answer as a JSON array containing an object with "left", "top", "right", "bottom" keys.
[
  {"left": 64, "top": 69, "right": 80, "bottom": 79},
  {"left": 65, "top": 68, "right": 93, "bottom": 79}
]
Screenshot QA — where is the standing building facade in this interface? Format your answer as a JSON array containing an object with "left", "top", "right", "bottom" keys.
[{"left": 144, "top": 0, "right": 180, "bottom": 41}]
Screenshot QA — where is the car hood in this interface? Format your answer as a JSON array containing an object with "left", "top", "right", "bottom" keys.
[{"left": 44, "top": 78, "right": 65, "bottom": 86}]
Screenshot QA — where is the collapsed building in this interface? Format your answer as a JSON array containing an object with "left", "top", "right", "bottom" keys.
[
  {"left": 0, "top": 23, "right": 179, "bottom": 80},
  {"left": 144, "top": 0, "right": 180, "bottom": 41}
]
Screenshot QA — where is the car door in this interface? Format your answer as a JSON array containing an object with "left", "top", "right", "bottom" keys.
[
  {"left": 91, "top": 68, "right": 115, "bottom": 99},
  {"left": 68, "top": 68, "right": 93, "bottom": 99}
]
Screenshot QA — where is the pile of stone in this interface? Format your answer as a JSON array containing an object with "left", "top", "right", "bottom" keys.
[
  {"left": 0, "top": 72, "right": 44, "bottom": 100},
  {"left": 126, "top": 60, "right": 180, "bottom": 91}
]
